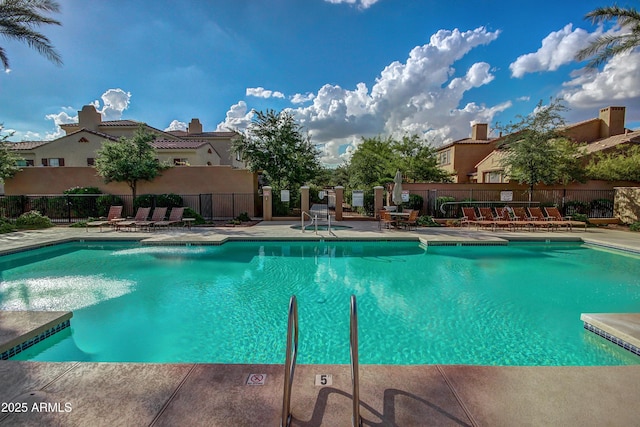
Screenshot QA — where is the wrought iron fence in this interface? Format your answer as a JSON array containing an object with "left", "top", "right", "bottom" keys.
[
  {"left": 0, "top": 193, "right": 261, "bottom": 223},
  {"left": 408, "top": 188, "right": 616, "bottom": 219}
]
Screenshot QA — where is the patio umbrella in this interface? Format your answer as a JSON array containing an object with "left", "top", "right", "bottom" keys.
[{"left": 392, "top": 170, "right": 403, "bottom": 205}]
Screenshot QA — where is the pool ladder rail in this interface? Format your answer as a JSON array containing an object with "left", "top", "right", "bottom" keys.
[
  {"left": 300, "top": 212, "right": 331, "bottom": 234},
  {"left": 281, "top": 296, "right": 299, "bottom": 427},
  {"left": 281, "top": 295, "right": 361, "bottom": 427}
]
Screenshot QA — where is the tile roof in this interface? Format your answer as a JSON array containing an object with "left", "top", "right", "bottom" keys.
[
  {"left": 65, "top": 128, "right": 119, "bottom": 141},
  {"left": 6, "top": 141, "right": 49, "bottom": 150},
  {"left": 150, "top": 139, "right": 211, "bottom": 149},
  {"left": 584, "top": 130, "right": 640, "bottom": 154},
  {"left": 437, "top": 138, "right": 496, "bottom": 151},
  {"left": 183, "top": 131, "right": 239, "bottom": 138},
  {"left": 60, "top": 120, "right": 140, "bottom": 128}
]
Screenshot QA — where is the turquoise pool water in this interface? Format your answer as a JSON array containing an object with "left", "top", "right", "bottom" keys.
[{"left": 1, "top": 241, "right": 639, "bottom": 365}]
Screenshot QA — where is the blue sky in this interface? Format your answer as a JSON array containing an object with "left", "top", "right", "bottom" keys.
[{"left": 2, "top": 0, "right": 639, "bottom": 166}]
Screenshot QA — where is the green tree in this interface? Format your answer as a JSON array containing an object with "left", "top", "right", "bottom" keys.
[
  {"left": 232, "top": 109, "right": 320, "bottom": 190},
  {"left": 0, "top": 124, "right": 22, "bottom": 181},
  {"left": 576, "top": 5, "right": 640, "bottom": 68},
  {"left": 498, "top": 99, "right": 585, "bottom": 200},
  {"left": 347, "top": 136, "right": 395, "bottom": 188},
  {"left": 0, "top": 0, "right": 62, "bottom": 70},
  {"left": 95, "top": 125, "right": 169, "bottom": 200},
  {"left": 391, "top": 134, "right": 452, "bottom": 183},
  {"left": 587, "top": 145, "right": 640, "bottom": 181}
]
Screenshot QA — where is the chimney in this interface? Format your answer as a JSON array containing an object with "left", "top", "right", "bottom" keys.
[
  {"left": 77, "top": 105, "right": 101, "bottom": 131},
  {"left": 472, "top": 123, "right": 488, "bottom": 140},
  {"left": 188, "top": 118, "right": 203, "bottom": 134},
  {"left": 599, "top": 106, "right": 625, "bottom": 138}
]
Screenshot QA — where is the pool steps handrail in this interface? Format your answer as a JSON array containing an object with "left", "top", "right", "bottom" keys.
[
  {"left": 281, "top": 295, "right": 360, "bottom": 426},
  {"left": 350, "top": 294, "right": 362, "bottom": 427},
  {"left": 281, "top": 295, "right": 299, "bottom": 427},
  {"left": 300, "top": 211, "right": 332, "bottom": 235},
  {"left": 301, "top": 211, "right": 317, "bottom": 234}
]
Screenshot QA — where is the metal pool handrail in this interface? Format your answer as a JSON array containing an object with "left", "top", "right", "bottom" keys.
[
  {"left": 281, "top": 295, "right": 299, "bottom": 427},
  {"left": 350, "top": 295, "right": 362, "bottom": 427}
]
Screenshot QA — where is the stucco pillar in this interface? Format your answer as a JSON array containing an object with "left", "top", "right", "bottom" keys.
[
  {"left": 262, "top": 186, "right": 273, "bottom": 221},
  {"left": 374, "top": 186, "right": 384, "bottom": 217},
  {"left": 300, "top": 186, "right": 310, "bottom": 216},
  {"left": 334, "top": 186, "right": 344, "bottom": 221}
]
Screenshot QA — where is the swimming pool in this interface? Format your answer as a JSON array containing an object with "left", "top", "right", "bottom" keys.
[{"left": 1, "top": 241, "right": 639, "bottom": 365}]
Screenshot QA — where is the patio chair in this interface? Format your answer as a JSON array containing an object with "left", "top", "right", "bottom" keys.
[
  {"left": 133, "top": 207, "right": 167, "bottom": 231},
  {"left": 153, "top": 207, "right": 185, "bottom": 229},
  {"left": 399, "top": 209, "right": 419, "bottom": 230},
  {"left": 527, "top": 207, "right": 565, "bottom": 231},
  {"left": 86, "top": 206, "right": 123, "bottom": 232},
  {"left": 478, "top": 207, "right": 512, "bottom": 231},
  {"left": 544, "top": 206, "right": 587, "bottom": 231},
  {"left": 115, "top": 207, "right": 151, "bottom": 231},
  {"left": 379, "top": 210, "right": 397, "bottom": 229},
  {"left": 461, "top": 207, "right": 494, "bottom": 229},
  {"left": 511, "top": 206, "right": 552, "bottom": 231}
]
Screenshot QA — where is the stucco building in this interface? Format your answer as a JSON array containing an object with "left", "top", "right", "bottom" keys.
[
  {"left": 10, "top": 105, "right": 244, "bottom": 169},
  {"left": 435, "top": 123, "right": 498, "bottom": 183},
  {"left": 459, "top": 106, "right": 639, "bottom": 184}
]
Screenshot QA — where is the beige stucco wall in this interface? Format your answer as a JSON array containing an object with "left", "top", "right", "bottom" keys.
[
  {"left": 614, "top": 187, "right": 640, "bottom": 224},
  {"left": 476, "top": 151, "right": 507, "bottom": 183},
  {"left": 155, "top": 145, "right": 221, "bottom": 166},
  {"left": 452, "top": 142, "right": 497, "bottom": 183},
  {"left": 32, "top": 131, "right": 106, "bottom": 166},
  {"left": 4, "top": 166, "right": 258, "bottom": 195}
]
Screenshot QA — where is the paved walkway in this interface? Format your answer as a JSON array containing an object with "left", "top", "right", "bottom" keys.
[{"left": 1, "top": 222, "right": 640, "bottom": 426}]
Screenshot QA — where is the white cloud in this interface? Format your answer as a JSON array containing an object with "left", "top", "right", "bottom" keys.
[
  {"left": 164, "top": 120, "right": 187, "bottom": 132},
  {"left": 561, "top": 51, "right": 640, "bottom": 111},
  {"left": 42, "top": 89, "right": 131, "bottom": 140},
  {"left": 44, "top": 109, "right": 77, "bottom": 140},
  {"left": 246, "top": 87, "right": 285, "bottom": 99},
  {"left": 509, "top": 24, "right": 602, "bottom": 78},
  {"left": 324, "top": 0, "right": 381, "bottom": 9},
  {"left": 292, "top": 27, "right": 504, "bottom": 165},
  {"left": 93, "top": 88, "right": 132, "bottom": 120},
  {"left": 291, "top": 92, "right": 315, "bottom": 104},
  {"left": 516, "top": 96, "right": 530, "bottom": 102},
  {"left": 216, "top": 100, "right": 255, "bottom": 132}
]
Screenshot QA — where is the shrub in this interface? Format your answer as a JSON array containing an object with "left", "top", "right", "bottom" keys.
[
  {"left": 0, "top": 217, "right": 16, "bottom": 233},
  {"left": 134, "top": 193, "right": 183, "bottom": 211},
  {"left": 0, "top": 195, "right": 25, "bottom": 218},
  {"left": 565, "top": 200, "right": 589, "bottom": 215},
  {"left": 96, "top": 195, "right": 124, "bottom": 217},
  {"left": 416, "top": 215, "right": 440, "bottom": 227},
  {"left": 29, "top": 196, "right": 67, "bottom": 219},
  {"left": 630, "top": 222, "right": 640, "bottom": 232},
  {"left": 402, "top": 194, "right": 423, "bottom": 213},
  {"left": 183, "top": 207, "right": 205, "bottom": 224},
  {"left": 15, "top": 211, "right": 54, "bottom": 229},
  {"left": 590, "top": 198, "right": 614, "bottom": 217},
  {"left": 236, "top": 212, "right": 251, "bottom": 222},
  {"left": 64, "top": 186, "right": 103, "bottom": 218},
  {"left": 571, "top": 213, "right": 590, "bottom": 224}
]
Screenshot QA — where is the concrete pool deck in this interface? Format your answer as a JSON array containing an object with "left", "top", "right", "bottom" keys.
[{"left": 1, "top": 221, "right": 640, "bottom": 426}]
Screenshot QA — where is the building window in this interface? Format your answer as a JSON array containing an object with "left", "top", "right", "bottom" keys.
[
  {"left": 42, "top": 158, "right": 64, "bottom": 167},
  {"left": 16, "top": 159, "right": 35, "bottom": 167},
  {"left": 173, "top": 158, "right": 189, "bottom": 166},
  {"left": 484, "top": 171, "right": 503, "bottom": 183},
  {"left": 438, "top": 150, "right": 451, "bottom": 165},
  {"left": 78, "top": 137, "right": 90, "bottom": 143},
  {"left": 87, "top": 158, "right": 95, "bottom": 166}
]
